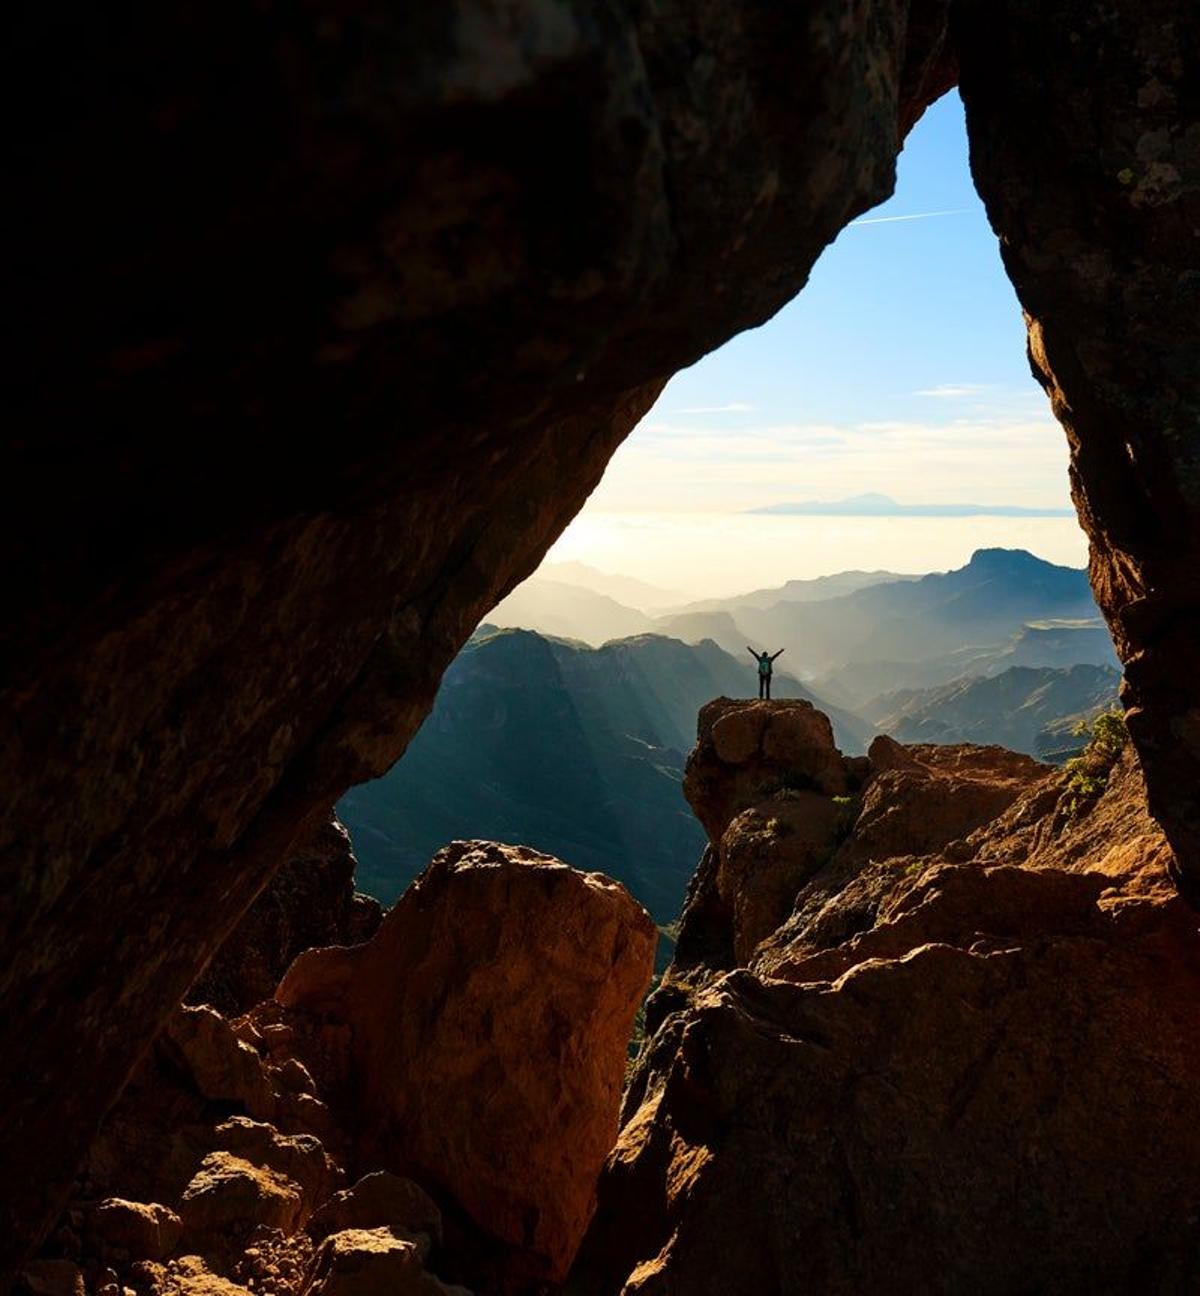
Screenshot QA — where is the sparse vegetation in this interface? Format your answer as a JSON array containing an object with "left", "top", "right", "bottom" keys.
[{"left": 1063, "top": 707, "right": 1128, "bottom": 813}]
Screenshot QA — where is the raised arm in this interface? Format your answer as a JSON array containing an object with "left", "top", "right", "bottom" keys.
[
  {"left": 771, "top": 648, "right": 785, "bottom": 661},
  {"left": 746, "top": 646, "right": 758, "bottom": 660}
]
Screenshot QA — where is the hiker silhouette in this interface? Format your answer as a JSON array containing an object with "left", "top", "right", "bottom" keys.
[{"left": 747, "top": 646, "right": 785, "bottom": 699}]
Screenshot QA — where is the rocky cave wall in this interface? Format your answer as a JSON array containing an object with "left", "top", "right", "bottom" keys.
[{"left": 2, "top": 0, "right": 1197, "bottom": 1279}]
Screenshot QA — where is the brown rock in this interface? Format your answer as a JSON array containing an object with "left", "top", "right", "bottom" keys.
[
  {"left": 685, "top": 698, "right": 848, "bottom": 845},
  {"left": 161, "top": 1008, "right": 277, "bottom": 1123},
  {"left": 19, "top": 1260, "right": 86, "bottom": 1296},
  {"left": 747, "top": 740, "right": 1052, "bottom": 970},
  {"left": 88, "top": 1200, "right": 182, "bottom": 1263},
  {"left": 276, "top": 841, "right": 656, "bottom": 1284},
  {"left": 189, "top": 818, "right": 383, "bottom": 1017},
  {"left": 580, "top": 712, "right": 1200, "bottom": 1292},
  {"left": 308, "top": 1175, "right": 442, "bottom": 1248},
  {"left": 150, "top": 1257, "right": 254, "bottom": 1296},
  {"left": 302, "top": 1230, "right": 466, "bottom": 1296},
  {"left": 955, "top": 0, "right": 1200, "bottom": 904},
  {"left": 585, "top": 890, "right": 1200, "bottom": 1293},
  {"left": 208, "top": 1119, "right": 341, "bottom": 1221},
  {"left": 178, "top": 1154, "right": 303, "bottom": 1240},
  {"left": 5, "top": 0, "right": 1199, "bottom": 1273},
  {"left": 717, "top": 795, "right": 845, "bottom": 963}
]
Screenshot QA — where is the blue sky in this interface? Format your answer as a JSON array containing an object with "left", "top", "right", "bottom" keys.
[{"left": 546, "top": 92, "right": 1087, "bottom": 592}]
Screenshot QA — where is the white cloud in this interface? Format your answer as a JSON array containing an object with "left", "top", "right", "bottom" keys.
[
  {"left": 672, "top": 401, "right": 756, "bottom": 414},
  {"left": 585, "top": 412, "right": 1072, "bottom": 516},
  {"left": 913, "top": 384, "right": 989, "bottom": 398}
]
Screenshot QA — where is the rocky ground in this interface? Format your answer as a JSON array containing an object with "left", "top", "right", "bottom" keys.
[
  {"left": 577, "top": 700, "right": 1199, "bottom": 1294},
  {"left": 20, "top": 843, "right": 654, "bottom": 1296},
  {"left": 18, "top": 701, "right": 1197, "bottom": 1296}
]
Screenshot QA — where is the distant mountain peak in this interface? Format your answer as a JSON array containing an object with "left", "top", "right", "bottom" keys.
[
  {"left": 966, "top": 547, "right": 1071, "bottom": 571},
  {"left": 748, "top": 496, "right": 1073, "bottom": 518}
]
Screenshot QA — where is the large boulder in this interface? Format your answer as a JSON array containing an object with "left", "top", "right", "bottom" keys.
[
  {"left": 586, "top": 915, "right": 1200, "bottom": 1294},
  {"left": 301, "top": 1230, "right": 468, "bottom": 1296},
  {"left": 684, "top": 698, "right": 848, "bottom": 845},
  {"left": 274, "top": 841, "right": 656, "bottom": 1284},
  {"left": 85, "top": 1199, "right": 182, "bottom": 1264}
]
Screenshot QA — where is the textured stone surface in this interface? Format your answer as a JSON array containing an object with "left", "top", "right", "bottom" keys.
[
  {"left": 275, "top": 841, "right": 656, "bottom": 1284},
  {"left": 301, "top": 1230, "right": 467, "bottom": 1296},
  {"left": 5, "top": 0, "right": 1199, "bottom": 1274},
  {"left": 579, "top": 718, "right": 1200, "bottom": 1294},
  {"left": 308, "top": 1175, "right": 442, "bottom": 1248},
  {"left": 588, "top": 925, "right": 1200, "bottom": 1294},
  {"left": 955, "top": 0, "right": 1200, "bottom": 903},
  {"left": 684, "top": 698, "right": 848, "bottom": 845},
  {"left": 1, "top": 3, "right": 958, "bottom": 1268},
  {"left": 179, "top": 1153, "right": 304, "bottom": 1239},
  {"left": 86, "top": 1199, "right": 182, "bottom": 1264},
  {"left": 18, "top": 1260, "right": 86, "bottom": 1296},
  {"left": 190, "top": 819, "right": 382, "bottom": 1017}
]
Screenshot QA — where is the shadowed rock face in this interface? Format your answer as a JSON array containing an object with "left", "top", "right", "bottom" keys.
[
  {"left": 3, "top": 0, "right": 1198, "bottom": 1274},
  {"left": 954, "top": 0, "right": 1200, "bottom": 903},
  {"left": 188, "top": 818, "right": 382, "bottom": 1017},
  {"left": 1, "top": 2, "right": 956, "bottom": 1267}
]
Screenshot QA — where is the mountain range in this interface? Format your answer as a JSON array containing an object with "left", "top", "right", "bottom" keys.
[
  {"left": 341, "top": 549, "right": 1121, "bottom": 922},
  {"left": 862, "top": 663, "right": 1119, "bottom": 756},
  {"left": 338, "top": 628, "right": 867, "bottom": 921},
  {"left": 748, "top": 491, "right": 1073, "bottom": 517}
]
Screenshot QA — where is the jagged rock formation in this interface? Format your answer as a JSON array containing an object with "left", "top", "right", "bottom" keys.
[
  {"left": 578, "top": 702, "right": 1200, "bottom": 1293},
  {"left": 189, "top": 819, "right": 382, "bottom": 1017},
  {"left": 23, "top": 846, "right": 650, "bottom": 1296},
  {"left": 953, "top": 0, "right": 1200, "bottom": 900},
  {"left": 4, "top": 0, "right": 1198, "bottom": 1274}
]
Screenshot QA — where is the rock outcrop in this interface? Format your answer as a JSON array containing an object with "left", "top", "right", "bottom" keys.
[
  {"left": 26, "top": 842, "right": 654, "bottom": 1296},
  {"left": 5, "top": 0, "right": 1198, "bottom": 1273},
  {"left": 189, "top": 818, "right": 382, "bottom": 1017},
  {"left": 954, "top": 0, "right": 1200, "bottom": 900},
  {"left": 268, "top": 841, "right": 656, "bottom": 1286},
  {"left": 579, "top": 704, "right": 1200, "bottom": 1293}
]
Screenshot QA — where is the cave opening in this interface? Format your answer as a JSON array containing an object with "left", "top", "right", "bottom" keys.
[
  {"left": 6, "top": 3, "right": 1198, "bottom": 1287},
  {"left": 337, "top": 90, "right": 1118, "bottom": 932}
]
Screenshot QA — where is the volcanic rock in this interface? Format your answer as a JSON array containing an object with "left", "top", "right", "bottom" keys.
[
  {"left": 717, "top": 795, "right": 847, "bottom": 964},
  {"left": 189, "top": 819, "right": 382, "bottom": 1017},
  {"left": 7, "top": 0, "right": 1200, "bottom": 1274},
  {"left": 161, "top": 1008, "right": 278, "bottom": 1124},
  {"left": 685, "top": 698, "right": 848, "bottom": 844},
  {"left": 274, "top": 841, "right": 656, "bottom": 1284},
  {"left": 86, "top": 1200, "right": 182, "bottom": 1264},
  {"left": 301, "top": 1230, "right": 468, "bottom": 1296},
  {"left": 18, "top": 1260, "right": 86, "bottom": 1296},
  {"left": 179, "top": 1154, "right": 304, "bottom": 1240},
  {"left": 579, "top": 718, "right": 1200, "bottom": 1293},
  {"left": 207, "top": 1120, "right": 341, "bottom": 1222},
  {"left": 1, "top": 2, "right": 969, "bottom": 1267},
  {"left": 308, "top": 1175, "right": 442, "bottom": 1249}
]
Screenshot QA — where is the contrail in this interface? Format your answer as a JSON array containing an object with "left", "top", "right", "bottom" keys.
[{"left": 849, "top": 207, "right": 974, "bottom": 226}]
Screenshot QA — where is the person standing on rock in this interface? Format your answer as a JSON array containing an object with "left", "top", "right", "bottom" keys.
[{"left": 747, "top": 646, "right": 785, "bottom": 699}]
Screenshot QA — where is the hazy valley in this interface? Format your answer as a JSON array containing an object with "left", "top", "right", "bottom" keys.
[{"left": 341, "top": 549, "right": 1121, "bottom": 922}]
